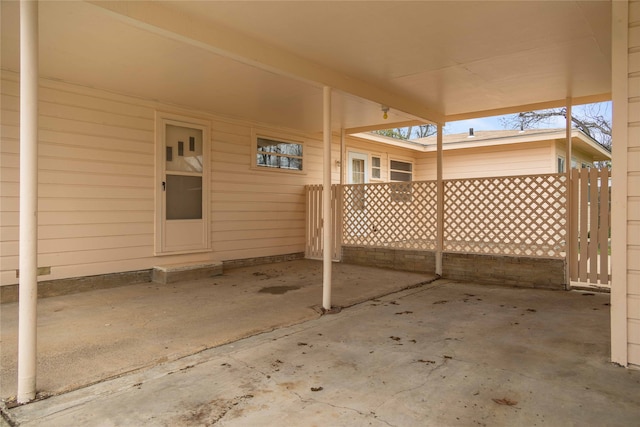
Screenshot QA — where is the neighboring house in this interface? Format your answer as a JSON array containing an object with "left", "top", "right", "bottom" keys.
[
  {"left": 0, "top": 0, "right": 638, "bottom": 393},
  {"left": 347, "top": 128, "right": 611, "bottom": 183}
]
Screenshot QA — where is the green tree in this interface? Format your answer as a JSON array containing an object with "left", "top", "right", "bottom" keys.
[
  {"left": 499, "top": 103, "right": 611, "bottom": 151},
  {"left": 372, "top": 124, "right": 436, "bottom": 140}
]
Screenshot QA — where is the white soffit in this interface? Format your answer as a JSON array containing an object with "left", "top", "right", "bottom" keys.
[
  {"left": 0, "top": 1, "right": 612, "bottom": 132},
  {"left": 163, "top": 1, "right": 611, "bottom": 114}
]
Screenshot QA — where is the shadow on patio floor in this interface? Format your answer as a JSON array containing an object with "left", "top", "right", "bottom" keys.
[{"left": 1, "top": 260, "right": 432, "bottom": 400}]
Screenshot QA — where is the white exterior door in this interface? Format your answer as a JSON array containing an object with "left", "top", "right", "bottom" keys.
[
  {"left": 346, "top": 151, "right": 368, "bottom": 236},
  {"left": 347, "top": 151, "right": 368, "bottom": 184},
  {"left": 156, "top": 113, "right": 210, "bottom": 254}
]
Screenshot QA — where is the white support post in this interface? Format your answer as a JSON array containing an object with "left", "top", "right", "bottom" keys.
[
  {"left": 339, "top": 129, "right": 345, "bottom": 185},
  {"left": 610, "top": 0, "right": 629, "bottom": 367},
  {"left": 565, "top": 98, "right": 572, "bottom": 289},
  {"left": 436, "top": 123, "right": 444, "bottom": 276},
  {"left": 18, "top": 0, "right": 39, "bottom": 404},
  {"left": 322, "top": 87, "right": 333, "bottom": 310}
]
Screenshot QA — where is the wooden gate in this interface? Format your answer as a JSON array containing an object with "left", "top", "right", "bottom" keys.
[
  {"left": 305, "top": 184, "right": 342, "bottom": 260},
  {"left": 569, "top": 168, "right": 611, "bottom": 288}
]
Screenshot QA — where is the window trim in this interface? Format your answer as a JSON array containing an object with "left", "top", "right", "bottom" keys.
[
  {"left": 557, "top": 156, "right": 566, "bottom": 173},
  {"left": 388, "top": 158, "right": 414, "bottom": 182},
  {"left": 370, "top": 154, "right": 382, "bottom": 181},
  {"left": 251, "top": 129, "right": 306, "bottom": 174},
  {"left": 388, "top": 158, "right": 413, "bottom": 203}
]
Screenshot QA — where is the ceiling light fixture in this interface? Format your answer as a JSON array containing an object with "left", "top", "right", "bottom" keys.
[{"left": 381, "top": 105, "right": 389, "bottom": 120}]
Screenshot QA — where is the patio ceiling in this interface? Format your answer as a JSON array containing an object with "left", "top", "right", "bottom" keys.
[{"left": 0, "top": 1, "right": 611, "bottom": 133}]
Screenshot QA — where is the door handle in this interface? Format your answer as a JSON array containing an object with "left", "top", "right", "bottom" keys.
[{"left": 162, "top": 181, "right": 166, "bottom": 191}]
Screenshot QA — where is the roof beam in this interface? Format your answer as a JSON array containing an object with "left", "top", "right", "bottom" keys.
[
  {"left": 345, "top": 120, "right": 429, "bottom": 135},
  {"left": 444, "top": 93, "right": 611, "bottom": 123},
  {"left": 87, "top": 1, "right": 444, "bottom": 124}
]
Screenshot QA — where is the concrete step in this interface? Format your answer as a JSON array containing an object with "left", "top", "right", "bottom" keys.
[{"left": 152, "top": 262, "right": 223, "bottom": 284}]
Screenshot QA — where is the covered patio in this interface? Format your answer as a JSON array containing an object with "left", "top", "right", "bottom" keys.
[
  {"left": 1, "top": 0, "right": 637, "bottom": 408},
  {"left": 5, "top": 272, "right": 640, "bottom": 426},
  {"left": 1, "top": 260, "right": 432, "bottom": 400}
]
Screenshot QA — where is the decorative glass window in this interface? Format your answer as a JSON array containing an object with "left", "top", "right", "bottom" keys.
[
  {"left": 389, "top": 160, "right": 413, "bottom": 182},
  {"left": 371, "top": 156, "right": 381, "bottom": 179},
  {"left": 256, "top": 136, "right": 303, "bottom": 171}
]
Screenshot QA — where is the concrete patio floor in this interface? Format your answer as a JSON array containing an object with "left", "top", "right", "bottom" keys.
[
  {"left": 0, "top": 260, "right": 431, "bottom": 401},
  {"left": 3, "top": 261, "right": 640, "bottom": 426}
]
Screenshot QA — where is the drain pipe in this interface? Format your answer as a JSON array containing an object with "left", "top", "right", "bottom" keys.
[
  {"left": 322, "top": 87, "right": 333, "bottom": 310},
  {"left": 17, "top": 0, "right": 39, "bottom": 404}
]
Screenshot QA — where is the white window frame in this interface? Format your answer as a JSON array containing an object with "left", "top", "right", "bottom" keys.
[
  {"left": 371, "top": 154, "right": 382, "bottom": 181},
  {"left": 388, "top": 158, "right": 414, "bottom": 203},
  {"left": 571, "top": 157, "right": 578, "bottom": 170},
  {"left": 251, "top": 129, "right": 305, "bottom": 174},
  {"left": 557, "top": 156, "right": 566, "bottom": 173},
  {"left": 388, "top": 158, "right": 414, "bottom": 182}
]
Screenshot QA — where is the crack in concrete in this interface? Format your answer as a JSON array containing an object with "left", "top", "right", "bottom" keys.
[
  {"left": 372, "top": 357, "right": 450, "bottom": 417},
  {"left": 226, "top": 355, "right": 273, "bottom": 381},
  {"left": 0, "top": 401, "right": 18, "bottom": 427},
  {"left": 289, "top": 390, "right": 396, "bottom": 427}
]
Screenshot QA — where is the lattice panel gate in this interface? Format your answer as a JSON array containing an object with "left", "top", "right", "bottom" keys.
[
  {"left": 569, "top": 168, "right": 611, "bottom": 287},
  {"left": 305, "top": 184, "right": 342, "bottom": 260}
]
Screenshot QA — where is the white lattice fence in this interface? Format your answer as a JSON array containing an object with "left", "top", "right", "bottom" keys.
[
  {"left": 444, "top": 174, "right": 567, "bottom": 258},
  {"left": 342, "top": 181, "right": 438, "bottom": 250}
]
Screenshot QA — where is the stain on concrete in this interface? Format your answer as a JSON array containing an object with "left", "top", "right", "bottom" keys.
[
  {"left": 178, "top": 394, "right": 254, "bottom": 425},
  {"left": 258, "top": 286, "right": 300, "bottom": 295}
]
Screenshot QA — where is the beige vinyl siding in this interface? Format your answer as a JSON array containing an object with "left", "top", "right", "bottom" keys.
[
  {"left": 209, "top": 122, "right": 318, "bottom": 261},
  {"left": 627, "top": 0, "right": 640, "bottom": 365},
  {"left": 554, "top": 142, "right": 600, "bottom": 170},
  {"left": 343, "top": 136, "right": 419, "bottom": 183},
  {"left": 0, "top": 71, "right": 329, "bottom": 286},
  {"left": 415, "top": 141, "right": 553, "bottom": 181},
  {"left": 1, "top": 73, "right": 158, "bottom": 286}
]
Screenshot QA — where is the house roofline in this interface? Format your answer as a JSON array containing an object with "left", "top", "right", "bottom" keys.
[{"left": 350, "top": 128, "right": 611, "bottom": 161}]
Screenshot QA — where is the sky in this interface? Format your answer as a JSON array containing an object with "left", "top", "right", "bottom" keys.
[{"left": 442, "top": 101, "right": 612, "bottom": 136}]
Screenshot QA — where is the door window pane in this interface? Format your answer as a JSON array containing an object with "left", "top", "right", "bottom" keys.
[
  {"left": 352, "top": 159, "right": 365, "bottom": 184},
  {"left": 166, "top": 125, "right": 203, "bottom": 173},
  {"left": 166, "top": 175, "right": 202, "bottom": 220}
]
